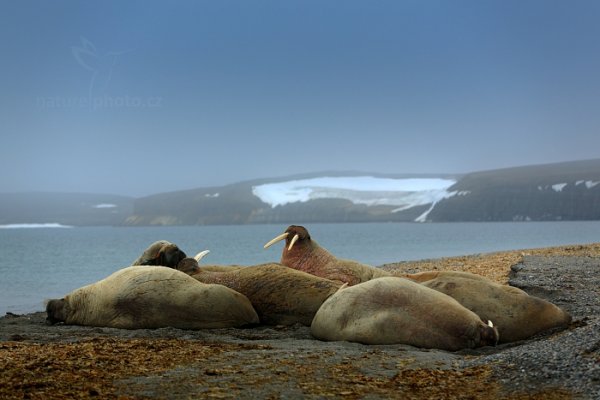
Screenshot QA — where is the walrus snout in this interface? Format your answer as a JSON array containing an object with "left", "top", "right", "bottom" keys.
[
  {"left": 45, "top": 299, "right": 67, "bottom": 325},
  {"left": 480, "top": 320, "right": 500, "bottom": 346}
]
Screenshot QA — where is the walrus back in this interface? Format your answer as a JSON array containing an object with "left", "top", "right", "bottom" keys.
[
  {"left": 193, "top": 263, "right": 341, "bottom": 326},
  {"left": 311, "top": 277, "right": 498, "bottom": 351},
  {"left": 420, "top": 273, "right": 572, "bottom": 342},
  {"left": 62, "top": 266, "right": 259, "bottom": 329}
]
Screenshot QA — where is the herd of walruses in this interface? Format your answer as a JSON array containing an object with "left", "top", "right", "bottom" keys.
[{"left": 45, "top": 225, "right": 572, "bottom": 351}]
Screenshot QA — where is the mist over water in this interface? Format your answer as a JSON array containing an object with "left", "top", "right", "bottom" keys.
[{"left": 2, "top": 221, "right": 600, "bottom": 315}]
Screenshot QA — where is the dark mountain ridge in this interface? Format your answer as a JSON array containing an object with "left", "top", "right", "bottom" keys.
[
  {"left": 429, "top": 159, "right": 600, "bottom": 222},
  {"left": 1, "top": 160, "right": 599, "bottom": 226}
]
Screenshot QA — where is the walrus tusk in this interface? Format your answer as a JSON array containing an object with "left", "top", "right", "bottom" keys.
[
  {"left": 287, "top": 234, "right": 299, "bottom": 251},
  {"left": 488, "top": 320, "right": 494, "bottom": 328},
  {"left": 263, "top": 232, "right": 288, "bottom": 249},
  {"left": 194, "top": 250, "right": 210, "bottom": 262}
]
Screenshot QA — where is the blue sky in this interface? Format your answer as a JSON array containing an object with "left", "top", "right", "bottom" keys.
[{"left": 1, "top": 1, "right": 600, "bottom": 196}]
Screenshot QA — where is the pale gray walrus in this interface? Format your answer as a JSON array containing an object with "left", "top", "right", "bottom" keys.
[
  {"left": 182, "top": 252, "right": 342, "bottom": 326},
  {"left": 264, "top": 225, "right": 390, "bottom": 285},
  {"left": 311, "top": 277, "right": 499, "bottom": 351},
  {"left": 130, "top": 240, "right": 187, "bottom": 268},
  {"left": 46, "top": 266, "right": 259, "bottom": 329},
  {"left": 402, "top": 271, "right": 572, "bottom": 342}
]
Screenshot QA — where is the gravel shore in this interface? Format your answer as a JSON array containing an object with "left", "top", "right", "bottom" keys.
[{"left": 1, "top": 244, "right": 599, "bottom": 399}]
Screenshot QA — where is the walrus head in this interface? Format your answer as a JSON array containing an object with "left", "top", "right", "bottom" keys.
[
  {"left": 176, "top": 257, "right": 201, "bottom": 275},
  {"left": 263, "top": 225, "right": 312, "bottom": 252},
  {"left": 480, "top": 320, "right": 500, "bottom": 347},
  {"left": 138, "top": 241, "right": 187, "bottom": 268},
  {"left": 45, "top": 298, "right": 68, "bottom": 325}
]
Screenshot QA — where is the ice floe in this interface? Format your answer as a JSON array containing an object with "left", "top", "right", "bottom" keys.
[{"left": 0, "top": 223, "right": 73, "bottom": 229}]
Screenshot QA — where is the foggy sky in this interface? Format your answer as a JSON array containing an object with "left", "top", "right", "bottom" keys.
[{"left": 2, "top": 1, "right": 600, "bottom": 197}]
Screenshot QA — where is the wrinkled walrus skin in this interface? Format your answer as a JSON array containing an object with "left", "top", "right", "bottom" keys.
[
  {"left": 264, "top": 225, "right": 390, "bottom": 286},
  {"left": 311, "top": 277, "right": 499, "bottom": 351},
  {"left": 130, "top": 240, "right": 187, "bottom": 268},
  {"left": 46, "top": 266, "right": 259, "bottom": 329},
  {"left": 404, "top": 271, "right": 572, "bottom": 343},
  {"left": 189, "top": 262, "right": 342, "bottom": 326}
]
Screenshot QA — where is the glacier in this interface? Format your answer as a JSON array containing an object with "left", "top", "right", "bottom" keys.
[{"left": 252, "top": 176, "right": 458, "bottom": 221}]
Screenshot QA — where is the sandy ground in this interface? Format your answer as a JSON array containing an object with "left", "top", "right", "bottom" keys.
[{"left": 1, "top": 243, "right": 599, "bottom": 399}]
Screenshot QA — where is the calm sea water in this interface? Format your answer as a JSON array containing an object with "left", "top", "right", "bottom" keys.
[{"left": 1, "top": 222, "right": 599, "bottom": 315}]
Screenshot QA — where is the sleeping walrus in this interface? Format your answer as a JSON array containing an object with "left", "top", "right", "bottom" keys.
[
  {"left": 181, "top": 254, "right": 342, "bottom": 326},
  {"left": 264, "top": 225, "right": 390, "bottom": 285},
  {"left": 311, "top": 277, "right": 499, "bottom": 351},
  {"left": 46, "top": 266, "right": 259, "bottom": 329},
  {"left": 130, "top": 240, "right": 187, "bottom": 268},
  {"left": 402, "top": 271, "right": 572, "bottom": 342}
]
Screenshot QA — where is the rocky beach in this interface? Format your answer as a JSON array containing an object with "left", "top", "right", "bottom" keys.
[{"left": 1, "top": 243, "right": 599, "bottom": 399}]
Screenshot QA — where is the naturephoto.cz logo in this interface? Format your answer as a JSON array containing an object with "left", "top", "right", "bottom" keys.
[{"left": 37, "top": 37, "right": 162, "bottom": 110}]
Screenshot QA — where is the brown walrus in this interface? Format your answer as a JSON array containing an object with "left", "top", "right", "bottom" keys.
[
  {"left": 402, "top": 271, "right": 572, "bottom": 343},
  {"left": 311, "top": 277, "right": 499, "bottom": 351},
  {"left": 183, "top": 255, "right": 342, "bottom": 326},
  {"left": 264, "top": 225, "right": 390, "bottom": 285},
  {"left": 189, "top": 251, "right": 245, "bottom": 273},
  {"left": 46, "top": 266, "right": 259, "bottom": 329},
  {"left": 131, "top": 240, "right": 187, "bottom": 268}
]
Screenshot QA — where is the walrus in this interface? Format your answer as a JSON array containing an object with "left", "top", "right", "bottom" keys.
[
  {"left": 131, "top": 240, "right": 187, "bottom": 268},
  {"left": 46, "top": 266, "right": 259, "bottom": 329},
  {"left": 400, "top": 270, "right": 491, "bottom": 282},
  {"left": 403, "top": 271, "right": 572, "bottom": 343},
  {"left": 188, "top": 251, "right": 245, "bottom": 273},
  {"left": 184, "top": 255, "right": 342, "bottom": 326},
  {"left": 264, "top": 225, "right": 390, "bottom": 285},
  {"left": 311, "top": 277, "right": 499, "bottom": 351}
]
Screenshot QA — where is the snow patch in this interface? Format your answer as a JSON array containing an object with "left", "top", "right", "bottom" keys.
[
  {"left": 552, "top": 183, "right": 568, "bottom": 192},
  {"left": 0, "top": 223, "right": 73, "bottom": 229},
  {"left": 252, "top": 176, "right": 458, "bottom": 221},
  {"left": 93, "top": 203, "right": 117, "bottom": 208},
  {"left": 575, "top": 180, "right": 599, "bottom": 189},
  {"left": 205, "top": 193, "right": 220, "bottom": 198}
]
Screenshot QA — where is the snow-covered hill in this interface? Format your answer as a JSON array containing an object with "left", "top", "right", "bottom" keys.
[
  {"left": 8, "top": 160, "right": 598, "bottom": 226},
  {"left": 252, "top": 176, "right": 460, "bottom": 222}
]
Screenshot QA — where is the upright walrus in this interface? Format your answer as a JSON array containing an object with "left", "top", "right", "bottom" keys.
[
  {"left": 402, "top": 271, "right": 572, "bottom": 343},
  {"left": 264, "top": 225, "right": 390, "bottom": 285},
  {"left": 184, "top": 255, "right": 342, "bottom": 326},
  {"left": 46, "top": 266, "right": 259, "bottom": 329},
  {"left": 311, "top": 277, "right": 499, "bottom": 351},
  {"left": 130, "top": 240, "right": 187, "bottom": 268}
]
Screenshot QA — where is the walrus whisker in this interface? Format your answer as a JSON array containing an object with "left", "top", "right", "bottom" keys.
[
  {"left": 194, "top": 250, "right": 210, "bottom": 262},
  {"left": 287, "top": 234, "right": 299, "bottom": 251},
  {"left": 263, "top": 232, "right": 288, "bottom": 249}
]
